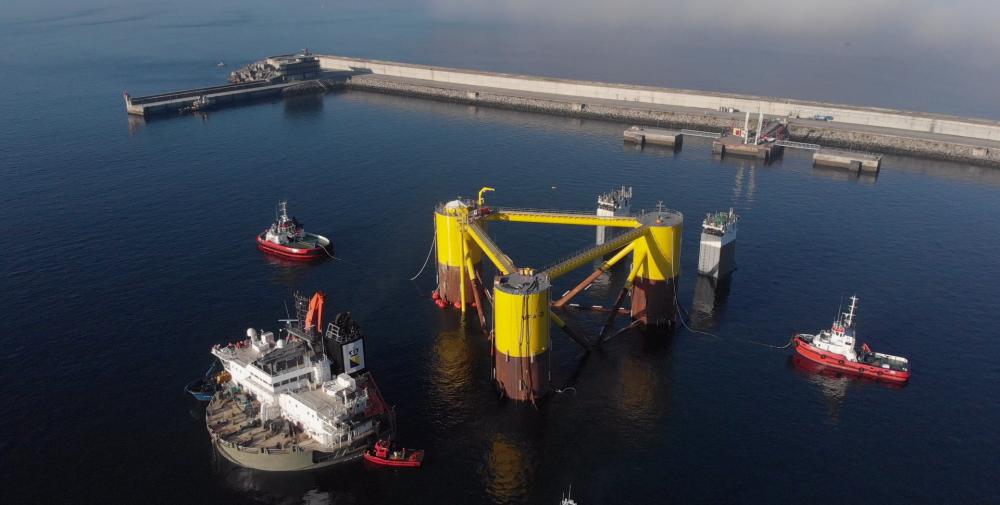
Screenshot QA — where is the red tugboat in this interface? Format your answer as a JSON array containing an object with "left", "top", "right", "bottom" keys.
[
  {"left": 363, "top": 439, "right": 424, "bottom": 468},
  {"left": 793, "top": 295, "right": 911, "bottom": 384},
  {"left": 256, "top": 201, "right": 332, "bottom": 261}
]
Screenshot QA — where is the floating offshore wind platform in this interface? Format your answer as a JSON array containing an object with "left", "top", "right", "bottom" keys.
[{"left": 430, "top": 187, "right": 683, "bottom": 402}]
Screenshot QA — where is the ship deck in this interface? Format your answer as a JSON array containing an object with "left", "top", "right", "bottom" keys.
[
  {"left": 285, "top": 239, "right": 320, "bottom": 249},
  {"left": 257, "top": 232, "right": 327, "bottom": 250},
  {"left": 207, "top": 391, "right": 314, "bottom": 451}
]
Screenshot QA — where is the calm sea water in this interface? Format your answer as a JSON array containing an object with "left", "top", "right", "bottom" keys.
[{"left": 2, "top": 2, "right": 1000, "bottom": 504}]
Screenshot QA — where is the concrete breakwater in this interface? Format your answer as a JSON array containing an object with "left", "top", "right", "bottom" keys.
[
  {"left": 125, "top": 79, "right": 339, "bottom": 117},
  {"left": 319, "top": 55, "right": 1000, "bottom": 167}
]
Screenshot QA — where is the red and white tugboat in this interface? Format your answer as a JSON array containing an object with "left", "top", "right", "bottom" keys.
[
  {"left": 363, "top": 438, "right": 424, "bottom": 468},
  {"left": 793, "top": 295, "right": 911, "bottom": 384},
  {"left": 256, "top": 201, "right": 332, "bottom": 261}
]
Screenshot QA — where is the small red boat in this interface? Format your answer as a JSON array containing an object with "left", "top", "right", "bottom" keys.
[
  {"left": 256, "top": 201, "right": 332, "bottom": 261},
  {"left": 363, "top": 439, "right": 424, "bottom": 468},
  {"left": 793, "top": 295, "right": 911, "bottom": 384}
]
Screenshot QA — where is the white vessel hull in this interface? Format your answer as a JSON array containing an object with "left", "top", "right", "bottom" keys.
[{"left": 212, "top": 432, "right": 370, "bottom": 472}]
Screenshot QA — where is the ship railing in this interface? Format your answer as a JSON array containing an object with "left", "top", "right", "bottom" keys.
[
  {"left": 680, "top": 129, "right": 723, "bottom": 139},
  {"left": 216, "top": 434, "right": 303, "bottom": 455},
  {"left": 540, "top": 224, "right": 650, "bottom": 279},
  {"left": 494, "top": 207, "right": 622, "bottom": 217},
  {"left": 775, "top": 140, "right": 821, "bottom": 150}
]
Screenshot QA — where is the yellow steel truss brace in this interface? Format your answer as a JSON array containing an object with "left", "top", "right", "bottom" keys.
[
  {"left": 552, "top": 240, "right": 638, "bottom": 308},
  {"left": 465, "top": 220, "right": 516, "bottom": 275},
  {"left": 541, "top": 226, "right": 648, "bottom": 280},
  {"left": 485, "top": 209, "right": 640, "bottom": 228}
]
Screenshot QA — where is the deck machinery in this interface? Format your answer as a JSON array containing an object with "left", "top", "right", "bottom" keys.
[
  {"left": 595, "top": 186, "right": 632, "bottom": 246},
  {"left": 432, "top": 188, "right": 683, "bottom": 401},
  {"left": 698, "top": 208, "right": 738, "bottom": 278}
]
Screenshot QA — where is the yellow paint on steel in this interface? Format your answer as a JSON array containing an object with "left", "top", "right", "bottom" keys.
[
  {"left": 541, "top": 226, "right": 647, "bottom": 280},
  {"left": 478, "top": 187, "right": 495, "bottom": 206},
  {"left": 466, "top": 220, "right": 515, "bottom": 275},
  {"left": 548, "top": 310, "right": 569, "bottom": 330},
  {"left": 459, "top": 232, "right": 467, "bottom": 315},
  {"left": 625, "top": 249, "right": 644, "bottom": 285},
  {"left": 435, "top": 206, "right": 481, "bottom": 268},
  {"left": 632, "top": 223, "right": 682, "bottom": 281},
  {"left": 602, "top": 240, "right": 637, "bottom": 271},
  {"left": 465, "top": 253, "right": 478, "bottom": 282},
  {"left": 485, "top": 209, "right": 640, "bottom": 228},
  {"left": 493, "top": 278, "right": 550, "bottom": 358}
]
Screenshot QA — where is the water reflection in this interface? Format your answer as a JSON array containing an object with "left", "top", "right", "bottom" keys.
[
  {"left": 483, "top": 434, "right": 534, "bottom": 504},
  {"left": 886, "top": 155, "right": 1000, "bottom": 188},
  {"left": 609, "top": 333, "right": 672, "bottom": 444},
  {"left": 427, "top": 328, "right": 477, "bottom": 431},
  {"left": 623, "top": 142, "right": 680, "bottom": 158},
  {"left": 731, "top": 164, "right": 756, "bottom": 206},
  {"left": 810, "top": 165, "right": 878, "bottom": 185},
  {"left": 788, "top": 355, "right": 850, "bottom": 424},
  {"left": 263, "top": 254, "right": 327, "bottom": 288},
  {"left": 126, "top": 114, "right": 146, "bottom": 135},
  {"left": 578, "top": 258, "right": 628, "bottom": 301},
  {"left": 690, "top": 274, "right": 732, "bottom": 330},
  {"left": 616, "top": 354, "right": 664, "bottom": 428},
  {"left": 213, "top": 455, "right": 344, "bottom": 505},
  {"left": 284, "top": 93, "right": 325, "bottom": 117}
]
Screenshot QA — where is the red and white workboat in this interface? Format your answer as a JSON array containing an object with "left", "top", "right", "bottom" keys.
[
  {"left": 256, "top": 201, "right": 332, "bottom": 261},
  {"left": 363, "top": 439, "right": 424, "bottom": 468},
  {"left": 793, "top": 295, "right": 911, "bottom": 384}
]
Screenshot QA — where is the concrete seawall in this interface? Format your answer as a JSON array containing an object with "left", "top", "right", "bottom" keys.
[{"left": 319, "top": 55, "right": 1000, "bottom": 167}]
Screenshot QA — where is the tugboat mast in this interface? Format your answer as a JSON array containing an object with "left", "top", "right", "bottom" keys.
[
  {"left": 844, "top": 295, "right": 858, "bottom": 328},
  {"left": 276, "top": 200, "right": 290, "bottom": 223}
]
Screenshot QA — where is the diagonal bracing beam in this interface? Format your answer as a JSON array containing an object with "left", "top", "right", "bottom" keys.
[
  {"left": 552, "top": 240, "right": 637, "bottom": 308},
  {"left": 465, "top": 220, "right": 516, "bottom": 275},
  {"left": 540, "top": 225, "right": 648, "bottom": 280}
]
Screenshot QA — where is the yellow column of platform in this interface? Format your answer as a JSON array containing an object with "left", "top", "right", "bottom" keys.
[
  {"left": 630, "top": 215, "right": 683, "bottom": 328},
  {"left": 632, "top": 223, "right": 681, "bottom": 282},
  {"left": 459, "top": 226, "right": 467, "bottom": 316},
  {"left": 493, "top": 273, "right": 550, "bottom": 400},
  {"left": 434, "top": 205, "right": 482, "bottom": 304},
  {"left": 435, "top": 209, "right": 465, "bottom": 269}
]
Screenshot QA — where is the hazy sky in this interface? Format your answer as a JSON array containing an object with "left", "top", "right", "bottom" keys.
[
  {"left": 428, "top": 0, "right": 998, "bottom": 68},
  {"left": 2, "top": 0, "right": 995, "bottom": 116}
]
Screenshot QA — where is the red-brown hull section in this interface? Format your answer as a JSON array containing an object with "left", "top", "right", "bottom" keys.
[
  {"left": 256, "top": 235, "right": 327, "bottom": 261},
  {"left": 363, "top": 450, "right": 424, "bottom": 468},
  {"left": 793, "top": 337, "right": 910, "bottom": 384}
]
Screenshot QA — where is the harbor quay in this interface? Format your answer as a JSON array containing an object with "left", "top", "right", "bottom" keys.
[{"left": 125, "top": 52, "right": 1000, "bottom": 168}]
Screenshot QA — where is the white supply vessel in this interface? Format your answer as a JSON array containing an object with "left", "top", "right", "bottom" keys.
[{"left": 205, "top": 292, "right": 392, "bottom": 471}]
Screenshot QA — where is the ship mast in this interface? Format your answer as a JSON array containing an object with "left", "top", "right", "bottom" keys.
[
  {"left": 844, "top": 295, "right": 858, "bottom": 328},
  {"left": 277, "top": 200, "right": 290, "bottom": 223}
]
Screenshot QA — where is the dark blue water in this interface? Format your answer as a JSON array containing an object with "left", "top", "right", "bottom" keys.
[{"left": 3, "top": 2, "right": 1000, "bottom": 504}]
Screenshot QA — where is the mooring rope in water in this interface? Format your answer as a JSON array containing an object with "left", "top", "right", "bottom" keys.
[
  {"left": 669, "top": 277, "right": 792, "bottom": 349},
  {"left": 318, "top": 245, "right": 361, "bottom": 266},
  {"left": 408, "top": 233, "right": 437, "bottom": 281},
  {"left": 670, "top": 276, "right": 723, "bottom": 340},
  {"left": 747, "top": 336, "right": 795, "bottom": 349}
]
